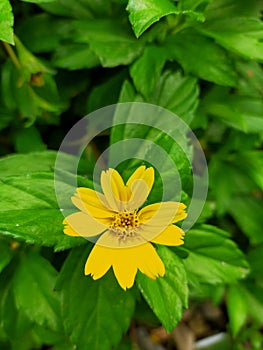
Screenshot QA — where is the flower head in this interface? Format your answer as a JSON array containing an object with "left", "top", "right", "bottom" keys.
[{"left": 63, "top": 166, "right": 187, "bottom": 290}]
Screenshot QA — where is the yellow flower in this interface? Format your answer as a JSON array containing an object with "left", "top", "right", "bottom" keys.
[{"left": 63, "top": 166, "right": 187, "bottom": 290}]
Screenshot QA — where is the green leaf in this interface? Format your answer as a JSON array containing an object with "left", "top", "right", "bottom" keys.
[
  {"left": 166, "top": 30, "right": 237, "bottom": 86},
  {"left": 0, "top": 238, "right": 14, "bottom": 274},
  {"left": 52, "top": 43, "right": 100, "bottom": 70},
  {"left": 58, "top": 246, "right": 136, "bottom": 350},
  {"left": 0, "top": 172, "right": 86, "bottom": 251},
  {"left": 183, "top": 225, "right": 249, "bottom": 285},
  {"left": 149, "top": 70, "right": 199, "bottom": 125},
  {"left": 21, "top": 0, "right": 55, "bottom": 3},
  {"left": 127, "top": 0, "right": 179, "bottom": 37},
  {"left": 0, "top": 0, "right": 14, "bottom": 44},
  {"left": 14, "top": 126, "right": 46, "bottom": 153},
  {"left": 130, "top": 45, "right": 168, "bottom": 99},
  {"left": 197, "top": 18, "right": 263, "bottom": 62},
  {"left": 229, "top": 197, "right": 263, "bottom": 244},
  {"left": 137, "top": 246, "right": 188, "bottom": 332},
  {"left": 73, "top": 19, "right": 144, "bottom": 67},
  {"left": 226, "top": 284, "right": 247, "bottom": 336},
  {"left": 13, "top": 252, "right": 62, "bottom": 331}
]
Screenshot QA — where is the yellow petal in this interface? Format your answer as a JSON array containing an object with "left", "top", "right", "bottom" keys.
[
  {"left": 111, "top": 249, "right": 138, "bottom": 290},
  {"left": 150, "top": 225, "right": 184, "bottom": 246},
  {"left": 63, "top": 212, "right": 107, "bottom": 237},
  {"left": 72, "top": 188, "right": 114, "bottom": 225},
  {"left": 126, "top": 166, "right": 154, "bottom": 210},
  {"left": 136, "top": 243, "right": 165, "bottom": 279},
  {"left": 85, "top": 244, "right": 112, "bottom": 279},
  {"left": 139, "top": 202, "right": 186, "bottom": 227},
  {"left": 101, "top": 168, "right": 127, "bottom": 211}
]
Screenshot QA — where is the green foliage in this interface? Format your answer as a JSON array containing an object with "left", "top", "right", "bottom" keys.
[{"left": 0, "top": 0, "right": 262, "bottom": 349}]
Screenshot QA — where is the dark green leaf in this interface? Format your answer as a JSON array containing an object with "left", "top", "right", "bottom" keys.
[
  {"left": 73, "top": 19, "right": 144, "bottom": 67},
  {"left": 0, "top": 238, "right": 15, "bottom": 273},
  {"left": 166, "top": 31, "right": 237, "bottom": 86},
  {"left": 13, "top": 252, "right": 62, "bottom": 331},
  {"left": 226, "top": 284, "right": 247, "bottom": 336},
  {"left": 14, "top": 126, "right": 46, "bottom": 153},
  {"left": 183, "top": 225, "right": 249, "bottom": 285},
  {"left": 0, "top": 0, "right": 14, "bottom": 44},
  {"left": 59, "top": 246, "right": 136, "bottom": 350},
  {"left": 137, "top": 246, "right": 188, "bottom": 332}
]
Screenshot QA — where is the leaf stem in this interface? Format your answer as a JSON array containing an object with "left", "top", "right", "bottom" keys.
[{"left": 2, "top": 41, "right": 21, "bottom": 69}]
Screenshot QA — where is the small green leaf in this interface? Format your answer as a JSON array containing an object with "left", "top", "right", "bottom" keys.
[
  {"left": 183, "top": 225, "right": 249, "bottom": 285},
  {"left": 13, "top": 252, "right": 62, "bottom": 331},
  {"left": 166, "top": 31, "right": 238, "bottom": 86},
  {"left": 0, "top": 0, "right": 14, "bottom": 44},
  {"left": 58, "top": 246, "right": 136, "bottom": 350},
  {"left": 130, "top": 45, "right": 168, "bottom": 99},
  {"left": 73, "top": 19, "right": 144, "bottom": 67},
  {"left": 137, "top": 246, "right": 188, "bottom": 332}
]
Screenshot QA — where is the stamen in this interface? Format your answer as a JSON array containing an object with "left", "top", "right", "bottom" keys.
[{"left": 110, "top": 211, "right": 140, "bottom": 241}]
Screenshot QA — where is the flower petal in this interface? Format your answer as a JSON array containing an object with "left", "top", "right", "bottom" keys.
[
  {"left": 126, "top": 166, "right": 154, "bottom": 210},
  {"left": 101, "top": 168, "right": 127, "bottom": 211},
  {"left": 72, "top": 188, "right": 114, "bottom": 225},
  {"left": 139, "top": 202, "right": 187, "bottom": 227},
  {"left": 111, "top": 250, "right": 138, "bottom": 290},
  {"left": 63, "top": 212, "right": 107, "bottom": 237},
  {"left": 136, "top": 243, "right": 165, "bottom": 279},
  {"left": 150, "top": 225, "right": 184, "bottom": 246},
  {"left": 85, "top": 244, "right": 112, "bottom": 279}
]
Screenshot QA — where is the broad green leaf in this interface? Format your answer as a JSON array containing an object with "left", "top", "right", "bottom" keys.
[
  {"left": 0, "top": 172, "right": 86, "bottom": 251},
  {"left": 130, "top": 45, "right": 168, "bottom": 99},
  {"left": 0, "top": 0, "right": 14, "bottom": 44},
  {"left": 73, "top": 19, "right": 144, "bottom": 67},
  {"left": 166, "top": 31, "right": 237, "bottom": 86},
  {"left": 247, "top": 245, "right": 263, "bottom": 279},
  {"left": 21, "top": 0, "right": 55, "bottom": 3},
  {"left": 13, "top": 252, "right": 62, "bottom": 331},
  {"left": 53, "top": 43, "right": 100, "bottom": 70},
  {"left": 14, "top": 126, "right": 46, "bottom": 153},
  {"left": 183, "top": 225, "right": 249, "bottom": 285},
  {"left": 197, "top": 18, "right": 263, "bottom": 62},
  {"left": 236, "top": 60, "right": 263, "bottom": 98},
  {"left": 226, "top": 284, "right": 247, "bottom": 336},
  {"left": 229, "top": 197, "right": 263, "bottom": 244},
  {"left": 58, "top": 246, "right": 136, "bottom": 350},
  {"left": 137, "top": 246, "right": 188, "bottom": 332}
]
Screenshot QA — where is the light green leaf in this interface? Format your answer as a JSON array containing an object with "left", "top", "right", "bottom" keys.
[
  {"left": 58, "top": 246, "right": 136, "bottom": 350},
  {"left": 13, "top": 252, "right": 62, "bottom": 331},
  {"left": 183, "top": 225, "right": 249, "bottom": 285},
  {"left": 130, "top": 45, "right": 168, "bottom": 99},
  {"left": 127, "top": 0, "right": 179, "bottom": 37},
  {"left": 0, "top": 0, "right": 14, "bottom": 44},
  {"left": 198, "top": 18, "right": 263, "bottom": 62},
  {"left": 137, "top": 246, "right": 188, "bottom": 332},
  {"left": 20, "top": 0, "right": 55, "bottom": 3},
  {"left": 166, "top": 30, "right": 237, "bottom": 86},
  {"left": 73, "top": 19, "right": 144, "bottom": 67}
]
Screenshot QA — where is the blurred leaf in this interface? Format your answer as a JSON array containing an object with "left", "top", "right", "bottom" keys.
[
  {"left": 137, "top": 246, "right": 188, "bottom": 332},
  {"left": 183, "top": 225, "right": 249, "bottom": 285},
  {"left": 198, "top": 18, "right": 263, "bottom": 62},
  {"left": 73, "top": 19, "right": 144, "bottom": 67},
  {"left": 226, "top": 284, "right": 247, "bottom": 336},
  {"left": 130, "top": 45, "right": 168, "bottom": 99},
  {"left": 58, "top": 246, "right": 136, "bottom": 350},
  {"left": 0, "top": 0, "right": 14, "bottom": 44},
  {"left": 236, "top": 60, "right": 263, "bottom": 97},
  {"left": 167, "top": 31, "right": 238, "bottom": 86},
  {"left": 229, "top": 197, "right": 263, "bottom": 244},
  {"left": 247, "top": 245, "right": 263, "bottom": 279},
  {"left": 14, "top": 126, "right": 46, "bottom": 153},
  {"left": 0, "top": 238, "right": 14, "bottom": 273},
  {"left": 21, "top": 0, "right": 55, "bottom": 3},
  {"left": 13, "top": 252, "right": 62, "bottom": 331},
  {"left": 53, "top": 43, "right": 100, "bottom": 70}
]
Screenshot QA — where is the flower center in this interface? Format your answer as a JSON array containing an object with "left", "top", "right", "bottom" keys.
[{"left": 110, "top": 211, "right": 140, "bottom": 240}]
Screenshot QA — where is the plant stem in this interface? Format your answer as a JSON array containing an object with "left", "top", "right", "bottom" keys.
[{"left": 2, "top": 41, "right": 21, "bottom": 69}]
